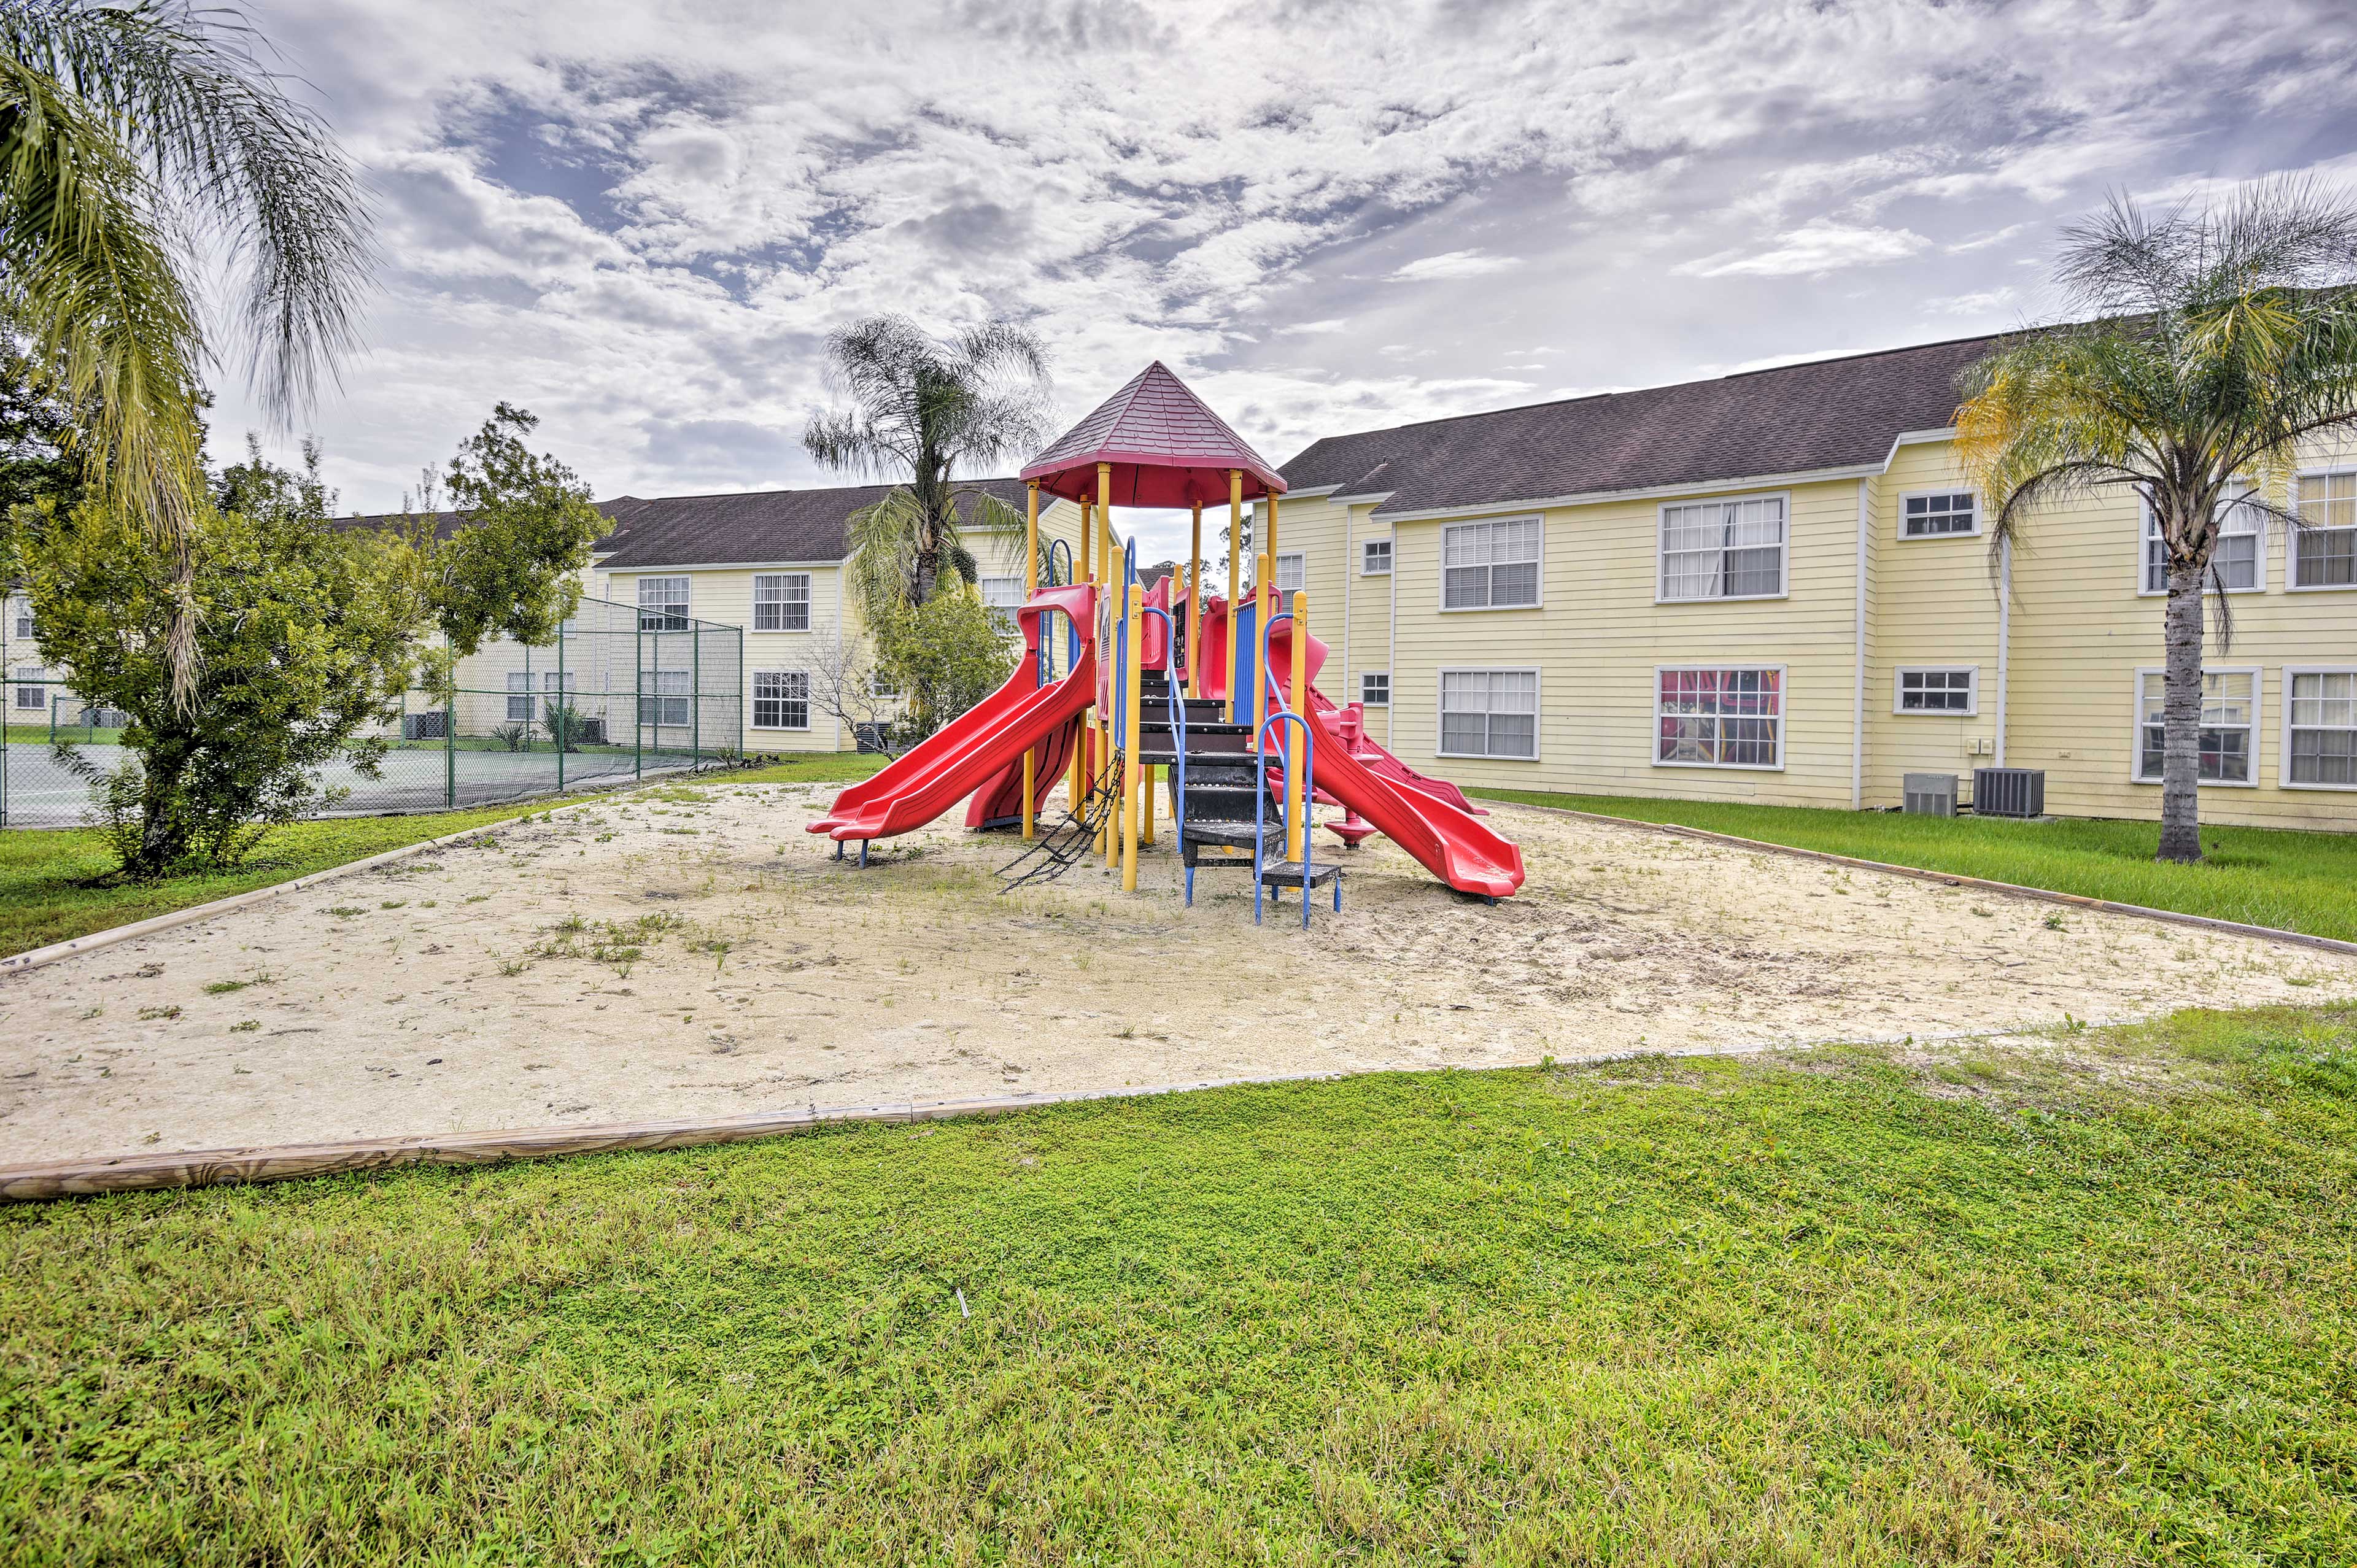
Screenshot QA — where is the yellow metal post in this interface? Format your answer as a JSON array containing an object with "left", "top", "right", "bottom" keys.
[
  {"left": 1266, "top": 490, "right": 1279, "bottom": 563},
  {"left": 1223, "top": 469, "right": 1242, "bottom": 722},
  {"left": 1142, "top": 763, "right": 1155, "bottom": 845},
  {"left": 1121, "top": 583, "right": 1143, "bottom": 890},
  {"left": 1253, "top": 551, "right": 1271, "bottom": 751},
  {"left": 1186, "top": 501, "right": 1202, "bottom": 698},
  {"left": 1287, "top": 590, "right": 1307, "bottom": 865},
  {"left": 1098, "top": 465, "right": 1118, "bottom": 863},
  {"left": 1022, "top": 480, "right": 1039, "bottom": 841},
  {"left": 1079, "top": 493, "right": 1093, "bottom": 806}
]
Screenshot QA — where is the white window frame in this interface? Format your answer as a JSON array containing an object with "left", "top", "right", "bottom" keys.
[
  {"left": 2140, "top": 486, "right": 2264, "bottom": 597},
  {"left": 870, "top": 668, "right": 901, "bottom": 701},
  {"left": 752, "top": 572, "right": 812, "bottom": 633},
  {"left": 1361, "top": 538, "right": 1393, "bottom": 575},
  {"left": 1652, "top": 665, "right": 1787, "bottom": 771},
  {"left": 1898, "top": 489, "right": 1980, "bottom": 541},
  {"left": 12, "top": 666, "right": 47, "bottom": 711},
  {"left": 2130, "top": 665, "right": 2261, "bottom": 788},
  {"left": 751, "top": 670, "right": 810, "bottom": 732},
  {"left": 505, "top": 670, "right": 532, "bottom": 722},
  {"left": 1655, "top": 493, "right": 1789, "bottom": 604},
  {"left": 1439, "top": 517, "right": 1544, "bottom": 612},
  {"left": 1892, "top": 665, "right": 1979, "bottom": 716},
  {"left": 1435, "top": 666, "right": 1540, "bottom": 760},
  {"left": 639, "top": 668, "right": 691, "bottom": 728},
  {"left": 2280, "top": 666, "right": 2357, "bottom": 790},
  {"left": 1272, "top": 553, "right": 1307, "bottom": 597},
  {"left": 1360, "top": 671, "right": 1390, "bottom": 707},
  {"left": 637, "top": 575, "right": 691, "bottom": 631},
  {"left": 9, "top": 597, "right": 33, "bottom": 641},
  {"left": 2290, "top": 467, "right": 2357, "bottom": 592}
]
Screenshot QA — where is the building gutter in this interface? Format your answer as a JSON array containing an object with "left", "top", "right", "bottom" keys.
[
  {"left": 1995, "top": 536, "right": 2011, "bottom": 769},
  {"left": 1851, "top": 479, "right": 1869, "bottom": 810}
]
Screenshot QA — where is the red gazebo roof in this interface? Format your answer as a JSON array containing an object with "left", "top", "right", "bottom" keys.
[{"left": 1020, "top": 361, "right": 1288, "bottom": 508}]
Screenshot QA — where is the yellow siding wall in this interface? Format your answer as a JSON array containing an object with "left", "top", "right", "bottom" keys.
[
  {"left": 1271, "top": 435, "right": 2357, "bottom": 832},
  {"left": 603, "top": 497, "right": 1086, "bottom": 753}
]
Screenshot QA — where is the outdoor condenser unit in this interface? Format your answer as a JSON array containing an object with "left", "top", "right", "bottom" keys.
[
  {"left": 1902, "top": 773, "right": 1957, "bottom": 817},
  {"left": 1972, "top": 767, "right": 2046, "bottom": 819},
  {"left": 402, "top": 711, "right": 449, "bottom": 741}
]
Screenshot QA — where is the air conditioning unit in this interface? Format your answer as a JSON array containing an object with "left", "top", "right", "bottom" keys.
[
  {"left": 1903, "top": 773, "right": 1957, "bottom": 817},
  {"left": 1973, "top": 767, "right": 2046, "bottom": 819},
  {"left": 402, "top": 711, "right": 449, "bottom": 741}
]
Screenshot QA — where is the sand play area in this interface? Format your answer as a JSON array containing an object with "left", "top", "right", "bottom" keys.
[{"left": 3, "top": 779, "right": 2352, "bottom": 1167}]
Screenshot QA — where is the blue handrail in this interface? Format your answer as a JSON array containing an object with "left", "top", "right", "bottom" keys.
[
  {"left": 1253, "top": 709, "right": 1317, "bottom": 929},
  {"left": 1140, "top": 603, "right": 1190, "bottom": 905},
  {"left": 1252, "top": 607, "right": 1328, "bottom": 929}
]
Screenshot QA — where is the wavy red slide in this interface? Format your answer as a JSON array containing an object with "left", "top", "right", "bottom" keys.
[{"left": 808, "top": 585, "right": 1098, "bottom": 844}]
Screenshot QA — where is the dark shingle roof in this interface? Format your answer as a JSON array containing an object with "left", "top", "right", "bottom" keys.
[
  {"left": 1283, "top": 331, "right": 2010, "bottom": 516},
  {"left": 594, "top": 479, "right": 1031, "bottom": 568}
]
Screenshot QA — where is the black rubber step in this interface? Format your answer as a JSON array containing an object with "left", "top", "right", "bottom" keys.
[{"left": 1258, "top": 860, "right": 1341, "bottom": 889}]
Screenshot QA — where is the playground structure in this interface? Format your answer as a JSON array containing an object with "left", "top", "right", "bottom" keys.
[{"left": 808, "top": 363, "right": 1524, "bottom": 921}]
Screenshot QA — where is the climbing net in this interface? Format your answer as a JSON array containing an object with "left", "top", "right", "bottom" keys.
[{"left": 996, "top": 755, "right": 1122, "bottom": 894}]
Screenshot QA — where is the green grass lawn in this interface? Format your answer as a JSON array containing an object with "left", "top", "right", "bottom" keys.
[
  {"left": 1475, "top": 787, "right": 2357, "bottom": 944},
  {"left": 0, "top": 752, "right": 884, "bottom": 959},
  {"left": 2, "top": 1006, "right": 2351, "bottom": 1563}
]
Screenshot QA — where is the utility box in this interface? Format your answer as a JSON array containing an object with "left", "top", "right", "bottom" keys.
[
  {"left": 1973, "top": 767, "right": 2046, "bottom": 819},
  {"left": 402, "top": 711, "right": 448, "bottom": 741},
  {"left": 1903, "top": 773, "right": 1957, "bottom": 817}
]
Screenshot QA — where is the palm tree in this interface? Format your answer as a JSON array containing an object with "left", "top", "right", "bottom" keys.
[
  {"left": 0, "top": 0, "right": 373, "bottom": 699},
  {"left": 1956, "top": 179, "right": 2357, "bottom": 863},
  {"left": 803, "top": 315, "right": 1051, "bottom": 616}
]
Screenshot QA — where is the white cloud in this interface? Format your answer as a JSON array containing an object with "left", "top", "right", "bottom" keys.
[
  {"left": 1277, "top": 319, "right": 1350, "bottom": 336},
  {"left": 1674, "top": 221, "right": 1930, "bottom": 279},
  {"left": 1387, "top": 250, "right": 1524, "bottom": 283}
]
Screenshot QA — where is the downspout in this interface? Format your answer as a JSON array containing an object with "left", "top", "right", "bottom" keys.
[
  {"left": 1851, "top": 479, "right": 1868, "bottom": 809},
  {"left": 1342, "top": 503, "right": 1353, "bottom": 693},
  {"left": 1995, "top": 536, "right": 2011, "bottom": 769}
]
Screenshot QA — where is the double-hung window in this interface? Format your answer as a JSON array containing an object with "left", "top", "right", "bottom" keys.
[
  {"left": 2294, "top": 470, "right": 2357, "bottom": 588},
  {"left": 980, "top": 576, "right": 1024, "bottom": 630},
  {"left": 1657, "top": 668, "right": 1783, "bottom": 768},
  {"left": 1894, "top": 667, "right": 1976, "bottom": 714},
  {"left": 1441, "top": 519, "right": 1541, "bottom": 609},
  {"left": 2135, "top": 668, "right": 2256, "bottom": 784},
  {"left": 637, "top": 576, "right": 690, "bottom": 631},
  {"left": 505, "top": 671, "right": 532, "bottom": 722},
  {"left": 1272, "top": 554, "right": 1306, "bottom": 596},
  {"left": 1438, "top": 670, "right": 1537, "bottom": 759},
  {"left": 753, "top": 670, "right": 810, "bottom": 731},
  {"left": 1901, "top": 491, "right": 1977, "bottom": 538},
  {"left": 753, "top": 573, "right": 811, "bottom": 632},
  {"left": 640, "top": 669, "right": 691, "bottom": 728},
  {"left": 1360, "top": 671, "right": 1390, "bottom": 707},
  {"left": 1361, "top": 538, "right": 1393, "bottom": 574},
  {"left": 1659, "top": 496, "right": 1786, "bottom": 600},
  {"left": 9, "top": 598, "right": 31, "bottom": 640},
  {"left": 2145, "top": 487, "right": 2261, "bottom": 593},
  {"left": 12, "top": 666, "right": 45, "bottom": 711},
  {"left": 2285, "top": 670, "right": 2357, "bottom": 787}
]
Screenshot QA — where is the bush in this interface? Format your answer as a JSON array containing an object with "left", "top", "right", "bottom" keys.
[{"left": 490, "top": 723, "right": 531, "bottom": 752}]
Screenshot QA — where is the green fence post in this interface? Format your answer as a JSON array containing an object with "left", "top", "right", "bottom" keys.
[
  {"left": 444, "top": 631, "right": 457, "bottom": 809},
  {"left": 634, "top": 625, "right": 644, "bottom": 781},
  {"left": 49, "top": 693, "right": 57, "bottom": 747},
  {"left": 692, "top": 623, "right": 702, "bottom": 767},
  {"left": 555, "top": 624, "right": 567, "bottom": 792}
]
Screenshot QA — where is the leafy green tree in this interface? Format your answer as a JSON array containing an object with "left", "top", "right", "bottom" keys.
[
  {"left": 0, "top": 345, "right": 83, "bottom": 517},
  {"left": 0, "top": 1, "right": 372, "bottom": 701},
  {"left": 21, "top": 466, "right": 416, "bottom": 876},
  {"left": 804, "top": 315, "right": 1050, "bottom": 617},
  {"left": 1957, "top": 180, "right": 2357, "bottom": 863},
  {"left": 870, "top": 589, "right": 1016, "bottom": 744},
  {"left": 12, "top": 409, "right": 605, "bottom": 878}
]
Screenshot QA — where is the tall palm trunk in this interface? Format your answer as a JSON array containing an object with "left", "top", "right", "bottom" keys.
[{"left": 2158, "top": 554, "right": 2207, "bottom": 863}]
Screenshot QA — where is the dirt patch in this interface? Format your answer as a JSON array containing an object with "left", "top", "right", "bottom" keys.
[{"left": 2, "top": 783, "right": 2350, "bottom": 1164}]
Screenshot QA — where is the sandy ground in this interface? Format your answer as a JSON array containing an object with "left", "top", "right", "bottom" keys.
[{"left": 3, "top": 781, "right": 2352, "bottom": 1165}]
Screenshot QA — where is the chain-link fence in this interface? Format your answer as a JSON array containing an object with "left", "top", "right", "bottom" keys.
[{"left": 1, "top": 596, "right": 746, "bottom": 829}]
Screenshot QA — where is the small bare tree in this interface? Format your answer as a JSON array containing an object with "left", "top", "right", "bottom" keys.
[{"left": 802, "top": 634, "right": 902, "bottom": 757}]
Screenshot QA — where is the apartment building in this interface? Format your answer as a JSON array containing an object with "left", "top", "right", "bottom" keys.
[
  {"left": 590, "top": 479, "right": 1086, "bottom": 752},
  {"left": 1248, "top": 332, "right": 2357, "bottom": 829}
]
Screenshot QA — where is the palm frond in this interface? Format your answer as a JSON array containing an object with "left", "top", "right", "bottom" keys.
[{"left": 3, "top": 0, "right": 376, "bottom": 422}]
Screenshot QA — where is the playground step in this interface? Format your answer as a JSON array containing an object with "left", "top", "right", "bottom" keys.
[
  {"left": 1178, "top": 787, "right": 1263, "bottom": 822},
  {"left": 1258, "top": 860, "right": 1341, "bottom": 890}
]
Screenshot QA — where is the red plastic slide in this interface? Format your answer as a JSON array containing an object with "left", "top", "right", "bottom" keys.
[
  {"left": 808, "top": 584, "right": 1098, "bottom": 844},
  {"left": 1265, "top": 620, "right": 1523, "bottom": 899}
]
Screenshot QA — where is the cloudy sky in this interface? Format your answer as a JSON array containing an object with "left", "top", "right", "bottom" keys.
[{"left": 223, "top": 0, "right": 2357, "bottom": 560}]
